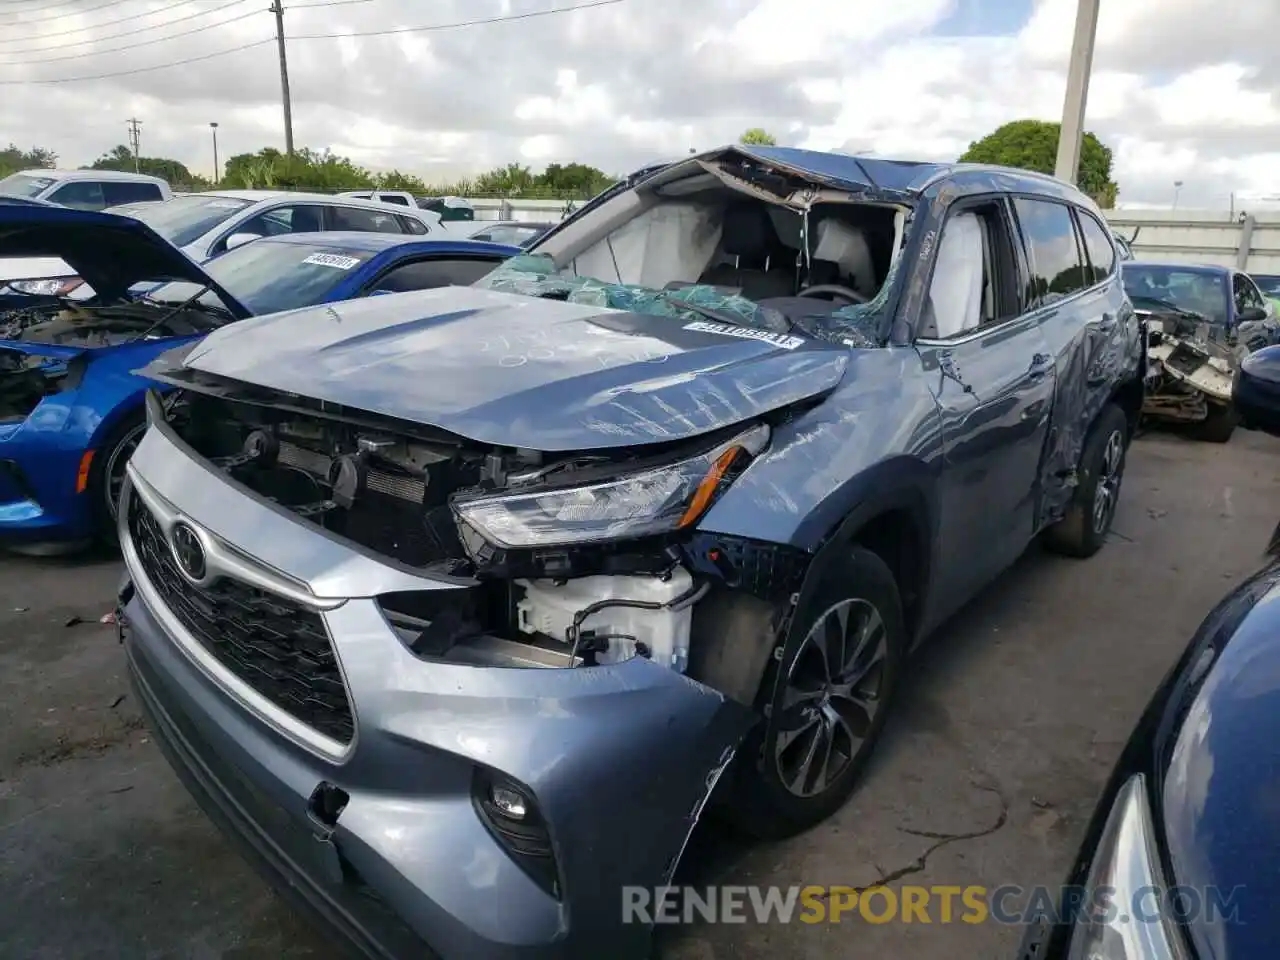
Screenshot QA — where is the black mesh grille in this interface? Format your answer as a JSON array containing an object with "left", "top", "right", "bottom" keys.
[{"left": 127, "top": 492, "right": 354, "bottom": 745}]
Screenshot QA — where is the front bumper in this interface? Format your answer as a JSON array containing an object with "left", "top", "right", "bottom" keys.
[
  {"left": 0, "top": 416, "right": 93, "bottom": 544},
  {"left": 119, "top": 409, "right": 752, "bottom": 960}
]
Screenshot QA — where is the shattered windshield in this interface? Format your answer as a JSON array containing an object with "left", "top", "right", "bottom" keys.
[
  {"left": 1122, "top": 264, "right": 1230, "bottom": 326},
  {"left": 474, "top": 252, "right": 890, "bottom": 349}
]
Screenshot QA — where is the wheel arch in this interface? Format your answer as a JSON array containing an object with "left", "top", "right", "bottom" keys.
[{"left": 689, "top": 458, "right": 937, "bottom": 706}]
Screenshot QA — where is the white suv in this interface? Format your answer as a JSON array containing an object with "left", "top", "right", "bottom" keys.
[{"left": 0, "top": 169, "right": 171, "bottom": 209}]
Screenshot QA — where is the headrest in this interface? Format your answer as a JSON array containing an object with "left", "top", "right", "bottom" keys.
[
  {"left": 812, "top": 219, "right": 874, "bottom": 292},
  {"left": 720, "top": 202, "right": 778, "bottom": 259}
]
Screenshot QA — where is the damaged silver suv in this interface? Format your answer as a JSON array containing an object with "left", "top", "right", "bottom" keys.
[{"left": 117, "top": 146, "right": 1144, "bottom": 959}]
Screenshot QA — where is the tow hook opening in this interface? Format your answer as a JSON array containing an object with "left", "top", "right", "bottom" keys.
[{"left": 307, "top": 781, "right": 349, "bottom": 832}]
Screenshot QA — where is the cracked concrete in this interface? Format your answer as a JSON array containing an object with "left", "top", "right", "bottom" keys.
[{"left": 1, "top": 429, "right": 1278, "bottom": 959}]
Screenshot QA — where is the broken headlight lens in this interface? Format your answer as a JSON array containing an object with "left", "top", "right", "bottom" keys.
[{"left": 453, "top": 424, "right": 769, "bottom": 548}]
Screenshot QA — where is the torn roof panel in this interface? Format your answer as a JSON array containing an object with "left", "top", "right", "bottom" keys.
[{"left": 725, "top": 146, "right": 954, "bottom": 197}]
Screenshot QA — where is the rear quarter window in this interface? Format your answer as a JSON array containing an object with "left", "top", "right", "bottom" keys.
[
  {"left": 102, "top": 181, "right": 163, "bottom": 206},
  {"left": 1075, "top": 210, "right": 1116, "bottom": 285}
]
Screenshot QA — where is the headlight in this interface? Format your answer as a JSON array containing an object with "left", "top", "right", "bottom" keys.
[
  {"left": 8, "top": 276, "right": 83, "bottom": 297},
  {"left": 1067, "top": 774, "right": 1189, "bottom": 960},
  {"left": 453, "top": 423, "right": 770, "bottom": 548}
]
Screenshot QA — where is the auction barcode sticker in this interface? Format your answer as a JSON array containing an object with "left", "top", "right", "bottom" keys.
[
  {"left": 302, "top": 252, "right": 361, "bottom": 269},
  {"left": 683, "top": 320, "right": 805, "bottom": 350}
]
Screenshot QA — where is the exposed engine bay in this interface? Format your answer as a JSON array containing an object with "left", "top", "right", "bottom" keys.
[
  {"left": 0, "top": 298, "right": 225, "bottom": 422},
  {"left": 160, "top": 386, "right": 774, "bottom": 675},
  {"left": 1142, "top": 311, "right": 1241, "bottom": 425}
]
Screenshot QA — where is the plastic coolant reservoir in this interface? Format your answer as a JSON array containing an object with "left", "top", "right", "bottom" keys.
[{"left": 515, "top": 567, "right": 695, "bottom": 671}]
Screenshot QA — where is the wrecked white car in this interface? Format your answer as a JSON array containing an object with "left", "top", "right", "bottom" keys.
[{"left": 1123, "top": 261, "right": 1280, "bottom": 442}]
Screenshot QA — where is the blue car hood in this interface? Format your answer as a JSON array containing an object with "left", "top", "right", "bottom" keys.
[
  {"left": 0, "top": 203, "right": 248, "bottom": 316},
  {"left": 1157, "top": 556, "right": 1280, "bottom": 959},
  {"left": 177, "top": 285, "right": 850, "bottom": 451}
]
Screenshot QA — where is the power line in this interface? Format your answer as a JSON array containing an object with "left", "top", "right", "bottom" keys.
[
  {"left": 290, "top": 0, "right": 627, "bottom": 42},
  {"left": 0, "top": 36, "right": 274, "bottom": 83},
  {"left": 1, "top": 0, "right": 209, "bottom": 40},
  {"left": 0, "top": 0, "right": 628, "bottom": 84},
  {"left": 0, "top": 0, "right": 100, "bottom": 12},
  {"left": 0, "top": 1, "right": 251, "bottom": 59},
  {"left": 0, "top": 0, "right": 128, "bottom": 27}
]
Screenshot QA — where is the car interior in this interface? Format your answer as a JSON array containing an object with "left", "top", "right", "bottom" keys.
[{"left": 534, "top": 167, "right": 907, "bottom": 327}]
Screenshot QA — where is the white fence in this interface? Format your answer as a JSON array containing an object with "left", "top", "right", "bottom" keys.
[
  {"left": 474, "top": 199, "right": 1280, "bottom": 276},
  {"left": 1102, "top": 209, "right": 1280, "bottom": 275}
]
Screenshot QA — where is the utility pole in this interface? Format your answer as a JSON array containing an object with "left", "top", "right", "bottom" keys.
[
  {"left": 126, "top": 117, "right": 143, "bottom": 172},
  {"left": 269, "top": 0, "right": 295, "bottom": 155},
  {"left": 1053, "top": 0, "right": 1100, "bottom": 186}
]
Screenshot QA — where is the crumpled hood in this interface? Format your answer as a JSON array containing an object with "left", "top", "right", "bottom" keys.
[
  {"left": 177, "top": 285, "right": 850, "bottom": 450},
  {"left": 0, "top": 203, "right": 248, "bottom": 315}
]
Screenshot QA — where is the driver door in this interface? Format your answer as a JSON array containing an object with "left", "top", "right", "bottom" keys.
[{"left": 914, "top": 196, "right": 1056, "bottom": 624}]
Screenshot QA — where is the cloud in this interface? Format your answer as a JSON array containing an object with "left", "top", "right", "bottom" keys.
[{"left": 0, "top": 0, "right": 1276, "bottom": 209}]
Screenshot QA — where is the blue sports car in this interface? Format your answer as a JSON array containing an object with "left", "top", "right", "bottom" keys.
[{"left": 0, "top": 204, "right": 518, "bottom": 550}]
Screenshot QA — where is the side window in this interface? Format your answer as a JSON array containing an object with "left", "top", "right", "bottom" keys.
[
  {"left": 327, "top": 205, "right": 405, "bottom": 233},
  {"left": 103, "top": 181, "right": 162, "bottom": 206},
  {"left": 379, "top": 194, "right": 409, "bottom": 206},
  {"left": 470, "top": 230, "right": 495, "bottom": 242},
  {"left": 398, "top": 215, "right": 429, "bottom": 235},
  {"left": 366, "top": 257, "right": 504, "bottom": 294},
  {"left": 1234, "top": 273, "right": 1265, "bottom": 312},
  {"left": 48, "top": 180, "right": 106, "bottom": 210},
  {"left": 219, "top": 205, "right": 323, "bottom": 252},
  {"left": 1013, "top": 197, "right": 1089, "bottom": 306},
  {"left": 923, "top": 200, "right": 1020, "bottom": 339},
  {"left": 1076, "top": 210, "right": 1116, "bottom": 285}
]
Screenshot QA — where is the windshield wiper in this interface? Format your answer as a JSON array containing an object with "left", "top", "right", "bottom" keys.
[
  {"left": 1131, "top": 295, "right": 1204, "bottom": 319},
  {"left": 657, "top": 290, "right": 794, "bottom": 336}
]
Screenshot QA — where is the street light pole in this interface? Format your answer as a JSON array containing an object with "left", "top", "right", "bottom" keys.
[
  {"left": 1172, "top": 181, "right": 1184, "bottom": 210},
  {"left": 1053, "top": 0, "right": 1101, "bottom": 185},
  {"left": 210, "top": 123, "right": 220, "bottom": 184}
]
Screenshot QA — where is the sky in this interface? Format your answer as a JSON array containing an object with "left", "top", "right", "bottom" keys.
[{"left": 1, "top": 0, "right": 1278, "bottom": 210}]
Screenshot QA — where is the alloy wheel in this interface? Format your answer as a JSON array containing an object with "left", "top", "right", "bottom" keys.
[
  {"left": 1092, "top": 429, "right": 1125, "bottom": 535},
  {"left": 104, "top": 424, "right": 147, "bottom": 521},
  {"left": 774, "top": 597, "right": 888, "bottom": 799}
]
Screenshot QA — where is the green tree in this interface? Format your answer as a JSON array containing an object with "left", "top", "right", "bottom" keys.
[
  {"left": 0, "top": 142, "right": 57, "bottom": 178},
  {"left": 739, "top": 128, "right": 778, "bottom": 146},
  {"left": 535, "top": 162, "right": 615, "bottom": 197},
  {"left": 222, "top": 146, "right": 375, "bottom": 192},
  {"left": 375, "top": 169, "right": 428, "bottom": 192},
  {"left": 89, "top": 144, "right": 210, "bottom": 189},
  {"left": 959, "top": 119, "right": 1119, "bottom": 208}
]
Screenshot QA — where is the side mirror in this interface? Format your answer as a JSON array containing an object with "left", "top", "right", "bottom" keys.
[
  {"left": 224, "top": 232, "right": 262, "bottom": 251},
  {"left": 1235, "top": 344, "right": 1280, "bottom": 437},
  {"left": 1238, "top": 305, "right": 1268, "bottom": 324}
]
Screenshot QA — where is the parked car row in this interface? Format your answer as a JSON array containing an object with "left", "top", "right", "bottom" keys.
[{"left": 5, "top": 146, "right": 1278, "bottom": 960}]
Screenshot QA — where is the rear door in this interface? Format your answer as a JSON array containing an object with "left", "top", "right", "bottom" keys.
[
  {"left": 1024, "top": 198, "right": 1134, "bottom": 524},
  {"left": 914, "top": 195, "right": 1056, "bottom": 618}
]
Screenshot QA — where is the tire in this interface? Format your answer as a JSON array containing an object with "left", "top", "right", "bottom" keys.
[
  {"left": 722, "top": 546, "right": 906, "bottom": 840},
  {"left": 1044, "top": 403, "right": 1129, "bottom": 559},
  {"left": 1187, "top": 403, "right": 1237, "bottom": 443},
  {"left": 88, "top": 411, "right": 147, "bottom": 545}
]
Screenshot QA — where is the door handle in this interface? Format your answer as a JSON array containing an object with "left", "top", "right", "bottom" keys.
[{"left": 1027, "top": 352, "right": 1053, "bottom": 381}]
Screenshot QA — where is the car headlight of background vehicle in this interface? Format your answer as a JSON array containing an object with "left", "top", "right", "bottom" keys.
[
  {"left": 5, "top": 276, "right": 83, "bottom": 297},
  {"left": 1067, "top": 774, "right": 1189, "bottom": 960},
  {"left": 453, "top": 423, "right": 770, "bottom": 548}
]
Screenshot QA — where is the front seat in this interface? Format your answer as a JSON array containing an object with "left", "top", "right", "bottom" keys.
[
  {"left": 805, "top": 218, "right": 876, "bottom": 297},
  {"left": 699, "top": 202, "right": 794, "bottom": 300}
]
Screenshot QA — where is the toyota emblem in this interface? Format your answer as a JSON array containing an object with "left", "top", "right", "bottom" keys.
[{"left": 170, "top": 521, "right": 207, "bottom": 581}]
